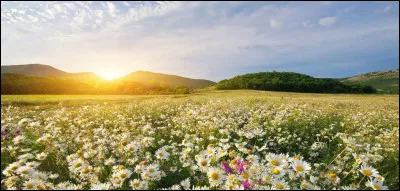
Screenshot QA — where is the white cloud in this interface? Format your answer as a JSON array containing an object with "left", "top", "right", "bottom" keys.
[
  {"left": 27, "top": 15, "right": 39, "bottom": 23},
  {"left": 302, "top": 20, "right": 314, "bottom": 28},
  {"left": 106, "top": 2, "right": 118, "bottom": 18},
  {"left": 123, "top": 1, "right": 130, "bottom": 7},
  {"left": 270, "top": 19, "right": 281, "bottom": 29},
  {"left": 319, "top": 16, "right": 337, "bottom": 26},
  {"left": 383, "top": 5, "right": 391, "bottom": 13}
]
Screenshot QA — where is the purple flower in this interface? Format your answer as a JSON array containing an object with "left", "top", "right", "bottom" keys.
[
  {"left": 221, "top": 161, "right": 233, "bottom": 174},
  {"left": 242, "top": 179, "right": 250, "bottom": 189},
  {"left": 236, "top": 159, "right": 249, "bottom": 174}
]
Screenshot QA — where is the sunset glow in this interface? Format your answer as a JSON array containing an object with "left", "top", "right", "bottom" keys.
[{"left": 96, "top": 71, "right": 124, "bottom": 81}]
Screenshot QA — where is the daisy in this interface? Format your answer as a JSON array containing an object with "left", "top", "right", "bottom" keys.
[
  {"left": 197, "top": 155, "right": 210, "bottom": 172},
  {"left": 266, "top": 153, "right": 287, "bottom": 167},
  {"left": 180, "top": 178, "right": 191, "bottom": 189},
  {"left": 359, "top": 165, "right": 380, "bottom": 177},
  {"left": 291, "top": 160, "right": 311, "bottom": 174},
  {"left": 155, "top": 148, "right": 170, "bottom": 160},
  {"left": 22, "top": 180, "right": 37, "bottom": 190},
  {"left": 116, "top": 168, "right": 132, "bottom": 179},
  {"left": 12, "top": 135, "right": 25, "bottom": 145},
  {"left": 366, "top": 178, "right": 388, "bottom": 190},
  {"left": 271, "top": 178, "right": 289, "bottom": 190},
  {"left": 104, "top": 158, "right": 116, "bottom": 166},
  {"left": 207, "top": 167, "right": 227, "bottom": 187},
  {"left": 271, "top": 166, "right": 286, "bottom": 177},
  {"left": 130, "top": 179, "right": 141, "bottom": 189},
  {"left": 90, "top": 183, "right": 111, "bottom": 190},
  {"left": 36, "top": 152, "right": 48, "bottom": 161}
]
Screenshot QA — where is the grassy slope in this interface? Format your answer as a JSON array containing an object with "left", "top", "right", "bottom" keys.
[{"left": 340, "top": 69, "right": 399, "bottom": 94}]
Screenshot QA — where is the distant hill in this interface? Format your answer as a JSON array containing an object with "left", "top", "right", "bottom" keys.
[
  {"left": 1, "top": 64, "right": 216, "bottom": 94},
  {"left": 117, "top": 71, "right": 216, "bottom": 89},
  {"left": 339, "top": 69, "right": 399, "bottom": 94},
  {"left": 1, "top": 64, "right": 104, "bottom": 82},
  {"left": 1, "top": 64, "right": 69, "bottom": 77},
  {"left": 216, "top": 71, "right": 376, "bottom": 94}
]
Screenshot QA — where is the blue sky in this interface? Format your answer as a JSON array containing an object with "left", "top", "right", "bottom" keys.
[{"left": 1, "top": 1, "right": 399, "bottom": 81}]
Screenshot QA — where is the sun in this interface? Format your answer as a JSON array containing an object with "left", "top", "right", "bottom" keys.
[{"left": 97, "top": 72, "right": 123, "bottom": 81}]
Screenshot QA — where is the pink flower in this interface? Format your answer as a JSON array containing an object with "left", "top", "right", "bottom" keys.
[
  {"left": 221, "top": 161, "right": 233, "bottom": 174},
  {"left": 235, "top": 159, "right": 249, "bottom": 174},
  {"left": 241, "top": 179, "right": 255, "bottom": 190}
]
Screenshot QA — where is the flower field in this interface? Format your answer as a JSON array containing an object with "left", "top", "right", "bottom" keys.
[{"left": 1, "top": 90, "right": 399, "bottom": 190}]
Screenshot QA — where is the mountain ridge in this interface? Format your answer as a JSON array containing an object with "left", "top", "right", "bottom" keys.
[{"left": 1, "top": 64, "right": 216, "bottom": 89}]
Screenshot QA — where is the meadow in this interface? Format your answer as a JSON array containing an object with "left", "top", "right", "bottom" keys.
[{"left": 1, "top": 90, "right": 399, "bottom": 190}]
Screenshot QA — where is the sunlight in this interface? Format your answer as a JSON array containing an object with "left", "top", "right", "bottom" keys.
[{"left": 97, "top": 71, "right": 123, "bottom": 81}]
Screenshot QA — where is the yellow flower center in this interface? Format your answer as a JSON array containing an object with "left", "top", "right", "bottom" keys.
[
  {"left": 121, "top": 141, "right": 127, "bottom": 146},
  {"left": 149, "top": 168, "right": 155, "bottom": 173},
  {"left": 328, "top": 173, "right": 337, "bottom": 180},
  {"left": 211, "top": 172, "right": 219, "bottom": 180},
  {"left": 276, "top": 183, "right": 284, "bottom": 189},
  {"left": 271, "top": 160, "right": 280, "bottom": 166},
  {"left": 242, "top": 172, "right": 249, "bottom": 179},
  {"left": 115, "top": 179, "right": 121, "bottom": 184},
  {"left": 22, "top": 170, "right": 29, "bottom": 174},
  {"left": 120, "top": 173, "right": 126, "bottom": 178},
  {"left": 294, "top": 155, "right": 301, "bottom": 160},
  {"left": 158, "top": 152, "right": 164, "bottom": 157},
  {"left": 272, "top": 168, "right": 280, "bottom": 175},
  {"left": 295, "top": 166, "right": 304, "bottom": 171},
  {"left": 39, "top": 155, "right": 44, "bottom": 159},
  {"left": 230, "top": 159, "right": 237, "bottom": 166},
  {"left": 82, "top": 168, "right": 89, "bottom": 174},
  {"left": 129, "top": 147, "right": 134, "bottom": 151},
  {"left": 363, "top": 170, "right": 372, "bottom": 176},
  {"left": 11, "top": 166, "right": 18, "bottom": 171},
  {"left": 228, "top": 185, "right": 233, "bottom": 190},
  {"left": 27, "top": 183, "right": 33, "bottom": 189},
  {"left": 200, "top": 160, "right": 207, "bottom": 167},
  {"left": 74, "top": 162, "right": 82, "bottom": 168},
  {"left": 374, "top": 185, "right": 382, "bottom": 190},
  {"left": 208, "top": 150, "right": 213, "bottom": 155}
]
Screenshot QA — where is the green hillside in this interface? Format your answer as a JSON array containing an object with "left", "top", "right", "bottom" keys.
[
  {"left": 216, "top": 71, "right": 376, "bottom": 93},
  {"left": 340, "top": 69, "right": 399, "bottom": 94}
]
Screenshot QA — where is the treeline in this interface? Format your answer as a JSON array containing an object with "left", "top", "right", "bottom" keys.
[
  {"left": 216, "top": 72, "right": 376, "bottom": 93},
  {"left": 1, "top": 73, "right": 190, "bottom": 95}
]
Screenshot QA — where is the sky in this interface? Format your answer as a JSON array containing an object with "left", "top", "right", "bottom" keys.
[{"left": 1, "top": 1, "right": 399, "bottom": 81}]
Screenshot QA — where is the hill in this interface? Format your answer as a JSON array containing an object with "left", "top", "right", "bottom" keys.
[
  {"left": 1, "top": 64, "right": 104, "bottom": 82},
  {"left": 1, "top": 64, "right": 215, "bottom": 89},
  {"left": 0, "top": 73, "right": 192, "bottom": 95},
  {"left": 117, "top": 71, "right": 216, "bottom": 89},
  {"left": 339, "top": 69, "right": 399, "bottom": 94},
  {"left": 215, "top": 71, "right": 376, "bottom": 93}
]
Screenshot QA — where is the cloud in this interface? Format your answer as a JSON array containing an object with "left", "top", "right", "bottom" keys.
[
  {"left": 383, "top": 5, "right": 391, "bottom": 13},
  {"left": 105, "top": 2, "right": 118, "bottom": 18},
  {"left": 319, "top": 16, "right": 337, "bottom": 26},
  {"left": 270, "top": 20, "right": 281, "bottom": 29},
  {"left": 302, "top": 20, "right": 314, "bottom": 28},
  {"left": 1, "top": 2, "right": 399, "bottom": 80}
]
